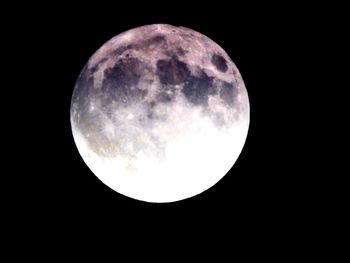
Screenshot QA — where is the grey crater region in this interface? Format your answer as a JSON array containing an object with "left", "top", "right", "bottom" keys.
[{"left": 70, "top": 24, "right": 250, "bottom": 203}]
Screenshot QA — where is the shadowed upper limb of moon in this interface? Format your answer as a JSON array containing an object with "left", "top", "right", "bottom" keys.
[{"left": 70, "top": 24, "right": 250, "bottom": 203}]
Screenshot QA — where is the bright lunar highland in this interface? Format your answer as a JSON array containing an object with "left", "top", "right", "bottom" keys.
[{"left": 70, "top": 24, "right": 250, "bottom": 202}]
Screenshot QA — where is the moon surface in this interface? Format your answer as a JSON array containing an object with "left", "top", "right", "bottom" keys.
[{"left": 70, "top": 24, "right": 249, "bottom": 203}]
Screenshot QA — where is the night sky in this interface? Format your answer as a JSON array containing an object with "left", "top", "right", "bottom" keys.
[{"left": 8, "top": 2, "right": 330, "bottom": 246}]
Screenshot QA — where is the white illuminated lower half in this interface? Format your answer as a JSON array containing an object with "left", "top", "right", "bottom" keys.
[{"left": 71, "top": 94, "right": 249, "bottom": 202}]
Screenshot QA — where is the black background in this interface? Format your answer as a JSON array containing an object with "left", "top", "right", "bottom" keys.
[{"left": 11, "top": 2, "right": 333, "bottom": 246}]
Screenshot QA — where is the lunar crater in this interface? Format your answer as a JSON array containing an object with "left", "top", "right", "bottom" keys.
[{"left": 211, "top": 54, "right": 228, "bottom": 72}]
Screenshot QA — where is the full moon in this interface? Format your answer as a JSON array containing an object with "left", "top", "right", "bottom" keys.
[{"left": 70, "top": 24, "right": 249, "bottom": 203}]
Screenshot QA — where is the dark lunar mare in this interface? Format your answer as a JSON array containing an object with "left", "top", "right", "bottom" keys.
[
  {"left": 182, "top": 72, "right": 215, "bottom": 106},
  {"left": 156, "top": 57, "right": 191, "bottom": 86},
  {"left": 72, "top": 66, "right": 119, "bottom": 157},
  {"left": 101, "top": 57, "right": 148, "bottom": 104},
  {"left": 72, "top": 57, "right": 151, "bottom": 157},
  {"left": 219, "top": 81, "right": 238, "bottom": 106}
]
